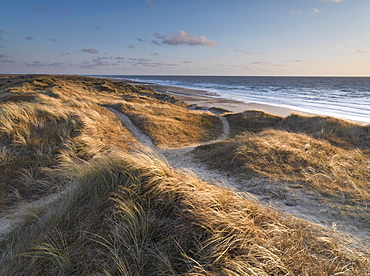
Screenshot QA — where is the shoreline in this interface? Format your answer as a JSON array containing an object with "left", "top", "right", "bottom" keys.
[
  {"left": 113, "top": 78, "right": 324, "bottom": 119},
  {"left": 113, "top": 77, "right": 368, "bottom": 125},
  {"left": 110, "top": 78, "right": 301, "bottom": 118}
]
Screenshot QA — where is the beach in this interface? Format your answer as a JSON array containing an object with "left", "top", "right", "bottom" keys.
[
  {"left": 108, "top": 78, "right": 296, "bottom": 117},
  {"left": 114, "top": 76, "right": 368, "bottom": 125},
  {"left": 152, "top": 84, "right": 295, "bottom": 117},
  {"left": 113, "top": 78, "right": 318, "bottom": 118}
]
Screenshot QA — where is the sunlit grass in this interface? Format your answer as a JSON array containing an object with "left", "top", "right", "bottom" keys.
[
  {"left": 1, "top": 75, "right": 369, "bottom": 275},
  {"left": 2, "top": 151, "right": 369, "bottom": 275},
  {"left": 197, "top": 111, "right": 370, "bottom": 203}
]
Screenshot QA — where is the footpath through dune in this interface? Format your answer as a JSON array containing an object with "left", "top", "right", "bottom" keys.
[
  {"left": 107, "top": 107, "right": 370, "bottom": 250},
  {"left": 0, "top": 106, "right": 368, "bottom": 251}
]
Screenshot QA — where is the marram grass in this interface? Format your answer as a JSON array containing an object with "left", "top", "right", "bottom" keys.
[{"left": 0, "top": 75, "right": 369, "bottom": 275}]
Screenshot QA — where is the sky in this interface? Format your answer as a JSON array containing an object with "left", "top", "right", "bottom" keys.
[{"left": 1, "top": 0, "right": 370, "bottom": 76}]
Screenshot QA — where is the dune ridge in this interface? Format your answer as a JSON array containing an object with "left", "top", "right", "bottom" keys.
[{"left": 0, "top": 75, "right": 369, "bottom": 275}]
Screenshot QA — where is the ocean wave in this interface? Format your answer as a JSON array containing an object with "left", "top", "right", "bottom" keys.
[{"left": 103, "top": 75, "right": 370, "bottom": 123}]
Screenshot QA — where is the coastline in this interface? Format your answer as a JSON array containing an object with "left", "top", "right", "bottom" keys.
[
  {"left": 114, "top": 78, "right": 314, "bottom": 118},
  {"left": 114, "top": 77, "right": 368, "bottom": 125}
]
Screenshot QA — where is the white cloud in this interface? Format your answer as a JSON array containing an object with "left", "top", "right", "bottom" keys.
[
  {"left": 290, "top": 10, "right": 302, "bottom": 15},
  {"left": 155, "top": 31, "right": 218, "bottom": 46},
  {"left": 313, "top": 8, "right": 320, "bottom": 13},
  {"left": 234, "top": 49, "right": 255, "bottom": 54},
  {"left": 355, "top": 49, "right": 370, "bottom": 55}
]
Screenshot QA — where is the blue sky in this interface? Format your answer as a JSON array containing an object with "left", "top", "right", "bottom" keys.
[{"left": 1, "top": 0, "right": 370, "bottom": 76}]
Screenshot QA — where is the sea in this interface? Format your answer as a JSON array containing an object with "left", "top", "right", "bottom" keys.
[{"left": 100, "top": 75, "right": 370, "bottom": 124}]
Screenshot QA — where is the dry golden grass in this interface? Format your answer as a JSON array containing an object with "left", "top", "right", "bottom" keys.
[
  {"left": 1, "top": 75, "right": 369, "bottom": 275},
  {"left": 1, "top": 75, "right": 218, "bottom": 149},
  {"left": 0, "top": 76, "right": 140, "bottom": 211},
  {"left": 1, "top": 151, "right": 369, "bottom": 275},
  {"left": 116, "top": 97, "right": 223, "bottom": 147},
  {"left": 281, "top": 113, "right": 370, "bottom": 154},
  {"left": 226, "top": 111, "right": 370, "bottom": 154},
  {"left": 226, "top": 110, "right": 284, "bottom": 137},
  {"left": 195, "top": 126, "right": 370, "bottom": 203}
]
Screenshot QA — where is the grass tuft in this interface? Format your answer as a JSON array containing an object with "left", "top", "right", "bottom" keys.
[{"left": 1, "top": 75, "right": 369, "bottom": 275}]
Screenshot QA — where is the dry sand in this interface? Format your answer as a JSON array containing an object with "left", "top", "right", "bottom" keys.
[{"left": 121, "top": 79, "right": 311, "bottom": 118}]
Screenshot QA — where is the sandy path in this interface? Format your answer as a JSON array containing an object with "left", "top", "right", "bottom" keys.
[
  {"left": 1, "top": 107, "right": 368, "bottom": 252},
  {"left": 108, "top": 108, "right": 370, "bottom": 250},
  {"left": 106, "top": 107, "right": 155, "bottom": 149},
  {"left": 0, "top": 188, "right": 68, "bottom": 242}
]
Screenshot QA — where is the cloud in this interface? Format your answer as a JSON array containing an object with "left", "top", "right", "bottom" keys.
[
  {"left": 346, "top": 39, "right": 359, "bottom": 43},
  {"left": 91, "top": 59, "right": 109, "bottom": 66},
  {"left": 48, "top": 38, "right": 57, "bottom": 42},
  {"left": 313, "top": 8, "right": 320, "bottom": 13},
  {"left": 128, "top": 45, "right": 135, "bottom": 49},
  {"left": 234, "top": 49, "right": 255, "bottom": 55},
  {"left": 0, "top": 29, "right": 6, "bottom": 41},
  {"left": 251, "top": 61, "right": 270, "bottom": 65},
  {"left": 145, "top": 0, "right": 153, "bottom": 6},
  {"left": 127, "top": 58, "right": 151, "bottom": 64},
  {"left": 93, "top": 56, "right": 109, "bottom": 60},
  {"left": 61, "top": 8, "right": 72, "bottom": 13},
  {"left": 81, "top": 48, "right": 99, "bottom": 54},
  {"left": 150, "top": 52, "right": 160, "bottom": 56},
  {"left": 25, "top": 61, "right": 64, "bottom": 67},
  {"left": 320, "top": 0, "right": 345, "bottom": 3},
  {"left": 355, "top": 49, "right": 370, "bottom": 55},
  {"left": 151, "top": 40, "right": 161, "bottom": 46},
  {"left": 80, "top": 57, "right": 116, "bottom": 68},
  {"left": 127, "top": 57, "right": 178, "bottom": 68},
  {"left": 154, "top": 32, "right": 168, "bottom": 40},
  {"left": 290, "top": 10, "right": 302, "bottom": 14},
  {"left": 285, "top": 59, "right": 306, "bottom": 63},
  {"left": 0, "top": 54, "right": 15, "bottom": 63},
  {"left": 115, "top": 56, "right": 125, "bottom": 60},
  {"left": 93, "top": 26, "right": 100, "bottom": 31},
  {"left": 33, "top": 2, "right": 47, "bottom": 13},
  {"left": 182, "top": 61, "right": 192, "bottom": 64},
  {"left": 154, "top": 30, "right": 218, "bottom": 46},
  {"left": 25, "top": 36, "right": 35, "bottom": 40}
]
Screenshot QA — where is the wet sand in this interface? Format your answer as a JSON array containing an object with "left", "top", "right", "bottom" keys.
[{"left": 123, "top": 79, "right": 305, "bottom": 117}]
